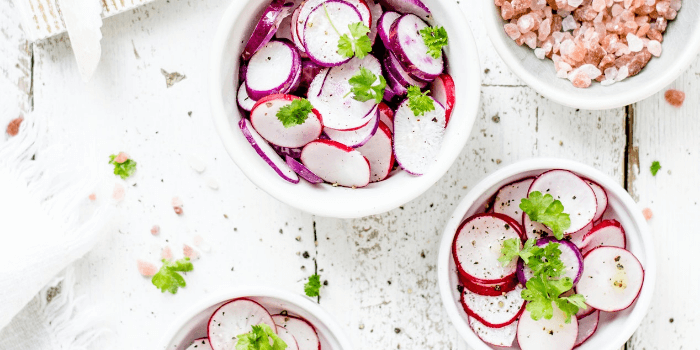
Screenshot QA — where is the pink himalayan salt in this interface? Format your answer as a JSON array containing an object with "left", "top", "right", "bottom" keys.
[
  {"left": 647, "top": 40, "right": 662, "bottom": 56},
  {"left": 161, "top": 246, "right": 173, "bottom": 260},
  {"left": 88, "top": 193, "right": 96, "bottom": 201},
  {"left": 151, "top": 225, "right": 160, "bottom": 235},
  {"left": 591, "top": 0, "right": 606, "bottom": 12},
  {"left": 6, "top": 117, "right": 23, "bottom": 136},
  {"left": 137, "top": 260, "right": 158, "bottom": 277},
  {"left": 642, "top": 208, "right": 653, "bottom": 220},
  {"left": 112, "top": 183, "right": 125, "bottom": 201},
  {"left": 174, "top": 206, "right": 184, "bottom": 215},
  {"left": 518, "top": 14, "right": 536, "bottom": 33},
  {"left": 538, "top": 18, "right": 552, "bottom": 40},
  {"left": 664, "top": 89, "right": 685, "bottom": 107},
  {"left": 114, "top": 152, "right": 129, "bottom": 164},
  {"left": 505, "top": 23, "right": 521, "bottom": 40},
  {"left": 183, "top": 244, "right": 199, "bottom": 259},
  {"left": 571, "top": 71, "right": 592, "bottom": 88},
  {"left": 626, "top": 33, "right": 644, "bottom": 52}
]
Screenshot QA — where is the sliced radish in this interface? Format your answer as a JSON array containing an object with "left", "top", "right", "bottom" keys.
[
  {"left": 276, "top": 325, "right": 300, "bottom": 350},
  {"left": 208, "top": 298, "right": 277, "bottom": 350},
  {"left": 356, "top": 121, "right": 394, "bottom": 182},
  {"left": 568, "top": 222, "right": 593, "bottom": 249},
  {"left": 580, "top": 220, "right": 626, "bottom": 255},
  {"left": 300, "top": 139, "right": 371, "bottom": 187},
  {"left": 250, "top": 94, "right": 323, "bottom": 148},
  {"left": 276, "top": 14, "right": 295, "bottom": 42},
  {"left": 461, "top": 284, "right": 526, "bottom": 328},
  {"left": 237, "top": 82, "right": 257, "bottom": 112},
  {"left": 576, "top": 302, "right": 596, "bottom": 319},
  {"left": 460, "top": 274, "right": 520, "bottom": 297},
  {"left": 493, "top": 177, "right": 534, "bottom": 223},
  {"left": 186, "top": 338, "right": 212, "bottom": 350},
  {"left": 272, "top": 314, "right": 321, "bottom": 350},
  {"left": 576, "top": 246, "right": 644, "bottom": 312},
  {"left": 303, "top": 0, "right": 361, "bottom": 67},
  {"left": 366, "top": 0, "right": 383, "bottom": 44},
  {"left": 378, "top": 11, "right": 401, "bottom": 46},
  {"left": 379, "top": 0, "right": 431, "bottom": 20},
  {"left": 527, "top": 170, "right": 598, "bottom": 235},
  {"left": 377, "top": 102, "right": 394, "bottom": 133},
  {"left": 246, "top": 40, "right": 301, "bottom": 100},
  {"left": 574, "top": 310, "right": 599, "bottom": 348},
  {"left": 286, "top": 155, "right": 324, "bottom": 184},
  {"left": 388, "top": 14, "right": 444, "bottom": 81},
  {"left": 452, "top": 213, "right": 526, "bottom": 283},
  {"left": 517, "top": 303, "right": 579, "bottom": 350},
  {"left": 385, "top": 67, "right": 408, "bottom": 96},
  {"left": 469, "top": 317, "right": 517, "bottom": 347},
  {"left": 272, "top": 145, "right": 303, "bottom": 159},
  {"left": 393, "top": 97, "right": 445, "bottom": 175},
  {"left": 241, "top": 1, "right": 294, "bottom": 60},
  {"left": 324, "top": 107, "right": 379, "bottom": 147},
  {"left": 383, "top": 51, "right": 428, "bottom": 89},
  {"left": 430, "top": 74, "right": 456, "bottom": 125},
  {"left": 307, "top": 55, "right": 382, "bottom": 130},
  {"left": 240, "top": 119, "right": 300, "bottom": 184},
  {"left": 291, "top": 6, "right": 306, "bottom": 52},
  {"left": 299, "top": 60, "right": 324, "bottom": 93},
  {"left": 584, "top": 178, "right": 608, "bottom": 222},
  {"left": 540, "top": 238, "right": 584, "bottom": 284}
]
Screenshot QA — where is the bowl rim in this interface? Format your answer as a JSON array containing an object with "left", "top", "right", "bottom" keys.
[
  {"left": 480, "top": 0, "right": 700, "bottom": 110},
  {"left": 157, "top": 286, "right": 354, "bottom": 350},
  {"left": 208, "top": 0, "right": 482, "bottom": 218},
  {"left": 437, "top": 158, "right": 657, "bottom": 350}
]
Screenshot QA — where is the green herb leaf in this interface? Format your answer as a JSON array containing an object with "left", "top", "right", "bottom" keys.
[
  {"left": 236, "top": 324, "right": 287, "bottom": 350},
  {"left": 650, "top": 161, "right": 661, "bottom": 176},
  {"left": 498, "top": 238, "right": 536, "bottom": 266},
  {"left": 348, "top": 67, "right": 387, "bottom": 103},
  {"left": 406, "top": 85, "right": 435, "bottom": 116},
  {"left": 338, "top": 22, "right": 372, "bottom": 59},
  {"left": 419, "top": 26, "right": 448, "bottom": 59},
  {"left": 304, "top": 273, "right": 322, "bottom": 297},
  {"left": 151, "top": 257, "right": 193, "bottom": 294},
  {"left": 109, "top": 154, "right": 137, "bottom": 179},
  {"left": 519, "top": 191, "right": 571, "bottom": 239},
  {"left": 276, "top": 99, "right": 313, "bottom": 128}
]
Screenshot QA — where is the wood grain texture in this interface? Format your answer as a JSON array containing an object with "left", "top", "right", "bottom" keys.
[{"left": 0, "top": 0, "right": 33, "bottom": 136}]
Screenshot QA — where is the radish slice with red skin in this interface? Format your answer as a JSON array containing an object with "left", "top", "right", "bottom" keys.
[
  {"left": 577, "top": 247, "right": 644, "bottom": 312},
  {"left": 527, "top": 170, "right": 598, "bottom": 235},
  {"left": 576, "top": 303, "right": 596, "bottom": 319},
  {"left": 452, "top": 213, "right": 526, "bottom": 284},
  {"left": 272, "top": 144, "right": 303, "bottom": 159},
  {"left": 383, "top": 51, "right": 428, "bottom": 89},
  {"left": 388, "top": 14, "right": 444, "bottom": 81},
  {"left": 324, "top": 107, "right": 379, "bottom": 147},
  {"left": 493, "top": 177, "right": 534, "bottom": 223},
  {"left": 379, "top": 0, "right": 431, "bottom": 21},
  {"left": 468, "top": 317, "right": 517, "bottom": 347},
  {"left": 246, "top": 40, "right": 301, "bottom": 100},
  {"left": 377, "top": 103, "right": 394, "bottom": 133},
  {"left": 207, "top": 298, "right": 277, "bottom": 350},
  {"left": 393, "top": 97, "right": 446, "bottom": 175},
  {"left": 460, "top": 284, "right": 526, "bottom": 328},
  {"left": 584, "top": 178, "right": 608, "bottom": 222},
  {"left": 298, "top": 60, "right": 324, "bottom": 93},
  {"left": 356, "top": 121, "right": 394, "bottom": 182},
  {"left": 574, "top": 310, "right": 599, "bottom": 348},
  {"left": 286, "top": 156, "right": 324, "bottom": 184},
  {"left": 300, "top": 139, "right": 371, "bottom": 187},
  {"left": 522, "top": 212, "right": 552, "bottom": 240},
  {"left": 186, "top": 338, "right": 212, "bottom": 350},
  {"left": 272, "top": 314, "right": 321, "bottom": 350},
  {"left": 378, "top": 11, "right": 400, "bottom": 46},
  {"left": 250, "top": 94, "right": 323, "bottom": 148},
  {"left": 430, "top": 74, "right": 456, "bottom": 125},
  {"left": 241, "top": 0, "right": 294, "bottom": 60},
  {"left": 516, "top": 303, "right": 579, "bottom": 350},
  {"left": 303, "top": 0, "right": 361, "bottom": 67},
  {"left": 291, "top": 6, "right": 306, "bottom": 52},
  {"left": 239, "top": 119, "right": 300, "bottom": 184},
  {"left": 460, "top": 274, "right": 520, "bottom": 296},
  {"left": 569, "top": 221, "right": 593, "bottom": 249},
  {"left": 276, "top": 325, "right": 300, "bottom": 350},
  {"left": 580, "top": 220, "right": 626, "bottom": 255},
  {"left": 237, "top": 83, "right": 257, "bottom": 112}
]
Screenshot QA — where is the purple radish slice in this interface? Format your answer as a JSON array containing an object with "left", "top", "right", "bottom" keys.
[
  {"left": 276, "top": 325, "right": 300, "bottom": 350},
  {"left": 452, "top": 213, "right": 526, "bottom": 283},
  {"left": 516, "top": 303, "right": 579, "bottom": 350},
  {"left": 378, "top": 0, "right": 431, "bottom": 21},
  {"left": 383, "top": 51, "right": 428, "bottom": 89},
  {"left": 273, "top": 145, "right": 303, "bottom": 159},
  {"left": 242, "top": 0, "right": 294, "bottom": 60},
  {"left": 538, "top": 237, "right": 584, "bottom": 284},
  {"left": 493, "top": 177, "right": 535, "bottom": 223},
  {"left": 303, "top": 0, "right": 362, "bottom": 67},
  {"left": 574, "top": 310, "right": 599, "bottom": 347},
  {"left": 240, "top": 119, "right": 300, "bottom": 184},
  {"left": 299, "top": 60, "right": 324, "bottom": 92},
  {"left": 385, "top": 67, "right": 408, "bottom": 96},
  {"left": 392, "top": 97, "right": 445, "bottom": 175},
  {"left": 237, "top": 82, "right": 257, "bottom": 112},
  {"left": 239, "top": 62, "right": 248, "bottom": 83},
  {"left": 276, "top": 14, "right": 295, "bottom": 42},
  {"left": 300, "top": 139, "right": 371, "bottom": 187},
  {"left": 383, "top": 85, "right": 398, "bottom": 102},
  {"left": 584, "top": 178, "right": 608, "bottom": 222},
  {"left": 186, "top": 338, "right": 212, "bottom": 350},
  {"left": 460, "top": 284, "right": 526, "bottom": 328},
  {"left": 324, "top": 107, "right": 379, "bottom": 147},
  {"left": 291, "top": 6, "right": 306, "bottom": 52},
  {"left": 388, "top": 14, "right": 444, "bottom": 81},
  {"left": 272, "top": 314, "right": 321, "bottom": 350},
  {"left": 377, "top": 102, "right": 394, "bottom": 133},
  {"left": 430, "top": 74, "right": 456, "bottom": 125},
  {"left": 307, "top": 55, "right": 382, "bottom": 130},
  {"left": 246, "top": 40, "right": 301, "bottom": 100},
  {"left": 576, "top": 303, "right": 596, "bottom": 319},
  {"left": 577, "top": 247, "right": 644, "bottom": 312},
  {"left": 377, "top": 11, "right": 400, "bottom": 46},
  {"left": 207, "top": 298, "right": 277, "bottom": 350},
  {"left": 366, "top": 0, "right": 383, "bottom": 44},
  {"left": 580, "top": 220, "right": 626, "bottom": 255},
  {"left": 250, "top": 94, "right": 323, "bottom": 148},
  {"left": 286, "top": 156, "right": 324, "bottom": 184},
  {"left": 527, "top": 170, "right": 598, "bottom": 235},
  {"left": 468, "top": 316, "right": 517, "bottom": 347},
  {"left": 356, "top": 121, "right": 394, "bottom": 182}
]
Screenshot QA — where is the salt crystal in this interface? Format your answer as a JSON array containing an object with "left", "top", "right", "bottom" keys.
[
  {"left": 186, "top": 154, "right": 206, "bottom": 173},
  {"left": 579, "top": 64, "right": 602, "bottom": 79},
  {"left": 518, "top": 15, "right": 535, "bottom": 33},
  {"left": 183, "top": 244, "right": 199, "bottom": 259},
  {"left": 151, "top": 225, "right": 160, "bottom": 235},
  {"left": 534, "top": 48, "right": 546, "bottom": 59},
  {"left": 601, "top": 79, "right": 616, "bottom": 86},
  {"left": 531, "top": 0, "right": 547, "bottom": 10},
  {"left": 642, "top": 208, "right": 653, "bottom": 220},
  {"left": 591, "top": 0, "right": 606, "bottom": 12},
  {"left": 626, "top": 33, "right": 643, "bottom": 52},
  {"left": 88, "top": 193, "right": 97, "bottom": 201},
  {"left": 557, "top": 69, "right": 570, "bottom": 78},
  {"left": 611, "top": 4, "right": 623, "bottom": 16},
  {"left": 664, "top": 89, "right": 685, "bottom": 107},
  {"left": 616, "top": 65, "right": 629, "bottom": 81},
  {"left": 604, "top": 67, "right": 619, "bottom": 80},
  {"left": 206, "top": 177, "right": 219, "bottom": 190},
  {"left": 504, "top": 23, "right": 521, "bottom": 40},
  {"left": 552, "top": 31, "right": 565, "bottom": 43},
  {"left": 112, "top": 183, "right": 125, "bottom": 201},
  {"left": 568, "top": 0, "right": 584, "bottom": 7},
  {"left": 137, "top": 260, "right": 158, "bottom": 277},
  {"left": 538, "top": 18, "right": 552, "bottom": 41},
  {"left": 560, "top": 39, "right": 575, "bottom": 55},
  {"left": 161, "top": 246, "right": 173, "bottom": 260},
  {"left": 571, "top": 70, "right": 592, "bottom": 88},
  {"left": 6, "top": 117, "right": 23, "bottom": 136},
  {"left": 647, "top": 40, "right": 662, "bottom": 57},
  {"left": 644, "top": 0, "right": 654, "bottom": 5},
  {"left": 670, "top": 0, "right": 681, "bottom": 11},
  {"left": 562, "top": 15, "right": 577, "bottom": 31},
  {"left": 523, "top": 32, "right": 538, "bottom": 49}
]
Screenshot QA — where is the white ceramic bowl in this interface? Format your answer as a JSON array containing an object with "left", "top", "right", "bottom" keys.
[
  {"left": 209, "top": 0, "right": 481, "bottom": 218},
  {"left": 159, "top": 287, "right": 352, "bottom": 350},
  {"left": 481, "top": 1, "right": 700, "bottom": 110},
  {"left": 437, "top": 158, "right": 656, "bottom": 350}
]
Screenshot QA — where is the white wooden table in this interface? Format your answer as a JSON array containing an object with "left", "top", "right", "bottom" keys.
[{"left": 1, "top": 0, "right": 698, "bottom": 349}]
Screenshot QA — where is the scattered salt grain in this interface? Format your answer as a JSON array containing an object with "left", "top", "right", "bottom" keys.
[
  {"left": 161, "top": 246, "right": 173, "bottom": 260},
  {"left": 186, "top": 154, "right": 206, "bottom": 173},
  {"left": 562, "top": 15, "right": 577, "bottom": 31},
  {"left": 642, "top": 208, "right": 653, "bottom": 220},
  {"left": 601, "top": 79, "right": 616, "bottom": 86},
  {"left": 626, "top": 33, "right": 644, "bottom": 52},
  {"left": 172, "top": 196, "right": 184, "bottom": 215},
  {"left": 647, "top": 40, "right": 662, "bottom": 57},
  {"left": 504, "top": 23, "right": 521, "bottom": 40},
  {"left": 206, "top": 177, "right": 219, "bottom": 190},
  {"left": 534, "top": 48, "right": 546, "bottom": 59},
  {"left": 151, "top": 225, "right": 160, "bottom": 236},
  {"left": 616, "top": 66, "right": 630, "bottom": 82},
  {"left": 112, "top": 183, "right": 125, "bottom": 201},
  {"left": 183, "top": 244, "right": 199, "bottom": 259},
  {"left": 88, "top": 193, "right": 97, "bottom": 201},
  {"left": 665, "top": 89, "right": 685, "bottom": 107},
  {"left": 6, "top": 117, "right": 23, "bottom": 136},
  {"left": 114, "top": 152, "right": 129, "bottom": 164},
  {"left": 174, "top": 206, "right": 183, "bottom": 215},
  {"left": 137, "top": 260, "right": 158, "bottom": 277}
]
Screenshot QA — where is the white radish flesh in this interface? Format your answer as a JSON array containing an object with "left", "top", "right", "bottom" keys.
[
  {"left": 239, "top": 119, "right": 300, "bottom": 184},
  {"left": 574, "top": 310, "right": 600, "bottom": 347},
  {"left": 581, "top": 220, "right": 626, "bottom": 255},
  {"left": 186, "top": 338, "right": 212, "bottom": 350},
  {"left": 276, "top": 325, "right": 300, "bottom": 350},
  {"left": 272, "top": 314, "right": 321, "bottom": 350},
  {"left": 381, "top": 0, "right": 431, "bottom": 20},
  {"left": 461, "top": 284, "right": 526, "bottom": 328},
  {"left": 469, "top": 317, "right": 517, "bottom": 347},
  {"left": 522, "top": 213, "right": 553, "bottom": 240},
  {"left": 568, "top": 222, "right": 593, "bottom": 249},
  {"left": 356, "top": 121, "right": 394, "bottom": 182},
  {"left": 246, "top": 41, "right": 301, "bottom": 100},
  {"left": 250, "top": 94, "right": 323, "bottom": 148},
  {"left": 429, "top": 74, "right": 456, "bottom": 125},
  {"left": 324, "top": 107, "right": 379, "bottom": 147},
  {"left": 517, "top": 303, "right": 579, "bottom": 350},
  {"left": 366, "top": 0, "right": 383, "bottom": 44},
  {"left": 303, "top": 1, "right": 361, "bottom": 67},
  {"left": 377, "top": 102, "right": 394, "bottom": 133},
  {"left": 238, "top": 82, "right": 257, "bottom": 112},
  {"left": 378, "top": 11, "right": 401, "bottom": 46},
  {"left": 393, "top": 97, "right": 445, "bottom": 175},
  {"left": 286, "top": 156, "right": 324, "bottom": 184},
  {"left": 276, "top": 14, "right": 295, "bottom": 42},
  {"left": 584, "top": 178, "right": 608, "bottom": 222},
  {"left": 493, "top": 177, "right": 534, "bottom": 223},
  {"left": 576, "top": 247, "right": 644, "bottom": 312},
  {"left": 300, "top": 139, "right": 371, "bottom": 187},
  {"left": 383, "top": 51, "right": 428, "bottom": 89},
  {"left": 388, "top": 14, "right": 443, "bottom": 81},
  {"left": 208, "top": 298, "right": 277, "bottom": 350}
]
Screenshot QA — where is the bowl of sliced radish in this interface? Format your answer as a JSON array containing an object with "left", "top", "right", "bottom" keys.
[
  {"left": 209, "top": 0, "right": 480, "bottom": 218},
  {"left": 437, "top": 159, "right": 655, "bottom": 350},
  {"left": 159, "top": 287, "right": 352, "bottom": 350}
]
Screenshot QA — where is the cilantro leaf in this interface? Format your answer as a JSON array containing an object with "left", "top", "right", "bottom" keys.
[
  {"left": 419, "top": 26, "right": 448, "bottom": 59},
  {"left": 406, "top": 86, "right": 435, "bottom": 116},
  {"left": 519, "top": 191, "right": 571, "bottom": 239},
  {"left": 347, "top": 67, "right": 387, "bottom": 103},
  {"left": 522, "top": 277, "right": 554, "bottom": 321},
  {"left": 304, "top": 273, "right": 322, "bottom": 297},
  {"left": 338, "top": 22, "right": 372, "bottom": 59},
  {"left": 650, "top": 161, "right": 661, "bottom": 176},
  {"left": 236, "top": 324, "right": 287, "bottom": 350},
  {"left": 109, "top": 154, "right": 137, "bottom": 179},
  {"left": 151, "top": 257, "right": 193, "bottom": 294},
  {"left": 276, "top": 99, "right": 313, "bottom": 128}
]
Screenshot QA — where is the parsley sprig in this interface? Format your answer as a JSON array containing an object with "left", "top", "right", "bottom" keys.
[
  {"left": 276, "top": 99, "right": 313, "bottom": 128},
  {"left": 419, "top": 26, "right": 448, "bottom": 59},
  {"left": 323, "top": 3, "right": 372, "bottom": 59},
  {"left": 347, "top": 67, "right": 387, "bottom": 103},
  {"left": 407, "top": 86, "right": 435, "bottom": 116},
  {"left": 304, "top": 273, "right": 322, "bottom": 297},
  {"left": 151, "top": 257, "right": 193, "bottom": 294},
  {"left": 650, "top": 161, "right": 661, "bottom": 176},
  {"left": 109, "top": 154, "right": 137, "bottom": 179},
  {"left": 520, "top": 191, "right": 571, "bottom": 239},
  {"left": 236, "top": 324, "right": 287, "bottom": 350}
]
